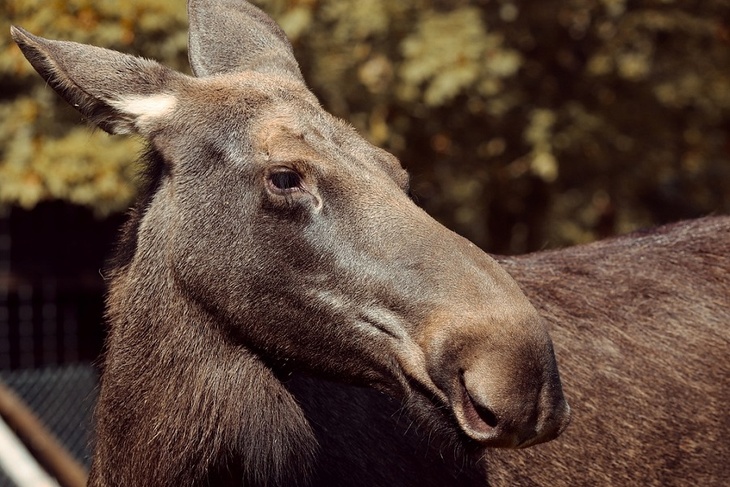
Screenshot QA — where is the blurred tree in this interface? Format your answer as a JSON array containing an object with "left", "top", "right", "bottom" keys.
[
  {"left": 1, "top": 0, "right": 189, "bottom": 214},
  {"left": 1, "top": 0, "right": 729, "bottom": 253}
]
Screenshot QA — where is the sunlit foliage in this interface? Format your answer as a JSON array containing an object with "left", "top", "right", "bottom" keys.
[
  {"left": 1, "top": 0, "right": 188, "bottom": 214},
  {"left": 2, "top": 0, "right": 728, "bottom": 251}
]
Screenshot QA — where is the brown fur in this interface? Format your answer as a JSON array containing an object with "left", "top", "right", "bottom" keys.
[{"left": 489, "top": 216, "right": 730, "bottom": 486}]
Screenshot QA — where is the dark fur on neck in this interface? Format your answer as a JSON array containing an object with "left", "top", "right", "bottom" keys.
[{"left": 91, "top": 334, "right": 317, "bottom": 486}]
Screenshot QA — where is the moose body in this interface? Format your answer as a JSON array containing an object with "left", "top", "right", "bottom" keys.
[
  {"left": 490, "top": 215, "right": 730, "bottom": 486},
  {"left": 287, "top": 216, "right": 729, "bottom": 486},
  {"left": 12, "top": 1, "right": 570, "bottom": 486}
]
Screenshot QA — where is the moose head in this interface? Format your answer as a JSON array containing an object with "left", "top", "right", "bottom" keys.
[{"left": 12, "top": 1, "right": 569, "bottom": 485}]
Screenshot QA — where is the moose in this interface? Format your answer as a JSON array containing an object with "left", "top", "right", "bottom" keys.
[
  {"left": 12, "top": 0, "right": 728, "bottom": 486},
  {"left": 12, "top": 0, "right": 571, "bottom": 485}
]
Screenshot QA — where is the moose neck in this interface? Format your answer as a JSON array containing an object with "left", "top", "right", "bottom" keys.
[{"left": 91, "top": 192, "right": 317, "bottom": 487}]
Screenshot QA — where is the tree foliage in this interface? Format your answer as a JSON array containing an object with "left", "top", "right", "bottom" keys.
[
  {"left": 1, "top": 0, "right": 189, "bottom": 213},
  {"left": 2, "top": 0, "right": 729, "bottom": 252}
]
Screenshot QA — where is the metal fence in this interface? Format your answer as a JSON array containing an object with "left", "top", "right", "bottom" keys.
[
  {"left": 0, "top": 365, "right": 97, "bottom": 487},
  {"left": 0, "top": 203, "right": 115, "bottom": 486}
]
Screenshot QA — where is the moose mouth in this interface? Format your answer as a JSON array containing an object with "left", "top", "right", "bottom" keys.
[{"left": 354, "top": 308, "right": 568, "bottom": 450}]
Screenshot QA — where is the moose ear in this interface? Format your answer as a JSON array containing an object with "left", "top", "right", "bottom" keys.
[
  {"left": 11, "top": 26, "right": 180, "bottom": 136},
  {"left": 187, "top": 0, "right": 304, "bottom": 82}
]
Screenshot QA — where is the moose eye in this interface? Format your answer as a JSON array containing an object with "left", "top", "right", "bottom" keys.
[{"left": 267, "top": 169, "right": 302, "bottom": 193}]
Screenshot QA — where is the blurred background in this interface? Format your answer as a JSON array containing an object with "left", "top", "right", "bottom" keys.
[{"left": 0, "top": 0, "right": 728, "bottom": 484}]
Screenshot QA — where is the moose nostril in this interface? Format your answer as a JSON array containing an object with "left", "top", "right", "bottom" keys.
[
  {"left": 467, "top": 390, "right": 499, "bottom": 429},
  {"left": 458, "top": 370, "right": 500, "bottom": 434}
]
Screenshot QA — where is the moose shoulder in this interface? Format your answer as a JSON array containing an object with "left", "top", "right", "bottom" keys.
[
  {"left": 11, "top": 0, "right": 569, "bottom": 486},
  {"left": 490, "top": 215, "right": 729, "bottom": 486}
]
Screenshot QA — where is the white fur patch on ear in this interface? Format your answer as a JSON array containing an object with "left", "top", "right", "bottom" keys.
[{"left": 110, "top": 93, "right": 177, "bottom": 133}]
